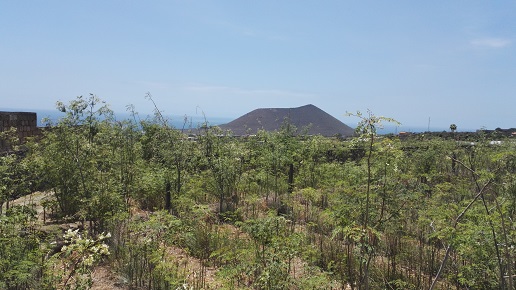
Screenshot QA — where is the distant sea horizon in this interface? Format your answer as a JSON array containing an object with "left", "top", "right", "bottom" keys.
[
  {"left": 2, "top": 107, "right": 477, "bottom": 134},
  {"left": 2, "top": 108, "right": 232, "bottom": 129}
]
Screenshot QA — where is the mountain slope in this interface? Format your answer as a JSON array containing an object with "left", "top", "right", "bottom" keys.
[{"left": 219, "top": 104, "right": 354, "bottom": 137}]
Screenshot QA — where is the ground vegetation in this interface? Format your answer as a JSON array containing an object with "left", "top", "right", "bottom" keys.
[{"left": 1, "top": 96, "right": 516, "bottom": 289}]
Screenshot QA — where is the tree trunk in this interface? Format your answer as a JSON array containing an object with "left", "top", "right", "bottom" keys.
[
  {"left": 288, "top": 163, "right": 294, "bottom": 194},
  {"left": 165, "top": 180, "right": 171, "bottom": 212}
]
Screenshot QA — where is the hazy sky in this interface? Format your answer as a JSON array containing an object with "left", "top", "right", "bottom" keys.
[{"left": 1, "top": 1, "right": 515, "bottom": 130}]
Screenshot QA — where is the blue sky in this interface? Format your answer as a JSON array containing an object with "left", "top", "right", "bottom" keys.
[{"left": 1, "top": 1, "right": 515, "bottom": 131}]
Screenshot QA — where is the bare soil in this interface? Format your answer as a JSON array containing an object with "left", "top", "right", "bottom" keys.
[
  {"left": 3, "top": 191, "right": 51, "bottom": 218},
  {"left": 91, "top": 266, "right": 129, "bottom": 290}
]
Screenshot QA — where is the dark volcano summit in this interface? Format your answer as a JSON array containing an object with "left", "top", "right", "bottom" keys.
[{"left": 219, "top": 104, "right": 354, "bottom": 137}]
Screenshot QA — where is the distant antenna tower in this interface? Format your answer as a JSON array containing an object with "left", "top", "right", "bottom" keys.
[{"left": 427, "top": 117, "right": 431, "bottom": 132}]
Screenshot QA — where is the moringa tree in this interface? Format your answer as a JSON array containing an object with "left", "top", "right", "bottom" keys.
[
  {"left": 342, "top": 110, "right": 400, "bottom": 290},
  {"left": 39, "top": 95, "right": 124, "bottom": 231}
]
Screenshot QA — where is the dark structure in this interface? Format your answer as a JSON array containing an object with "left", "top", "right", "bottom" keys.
[
  {"left": 478, "top": 128, "right": 516, "bottom": 137},
  {"left": 219, "top": 104, "right": 355, "bottom": 137},
  {"left": 0, "top": 111, "right": 40, "bottom": 151}
]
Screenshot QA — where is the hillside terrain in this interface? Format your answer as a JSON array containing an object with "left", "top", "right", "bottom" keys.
[{"left": 2, "top": 96, "right": 516, "bottom": 289}]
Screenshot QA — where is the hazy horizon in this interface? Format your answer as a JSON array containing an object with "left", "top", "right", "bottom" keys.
[{"left": 1, "top": 106, "right": 481, "bottom": 134}]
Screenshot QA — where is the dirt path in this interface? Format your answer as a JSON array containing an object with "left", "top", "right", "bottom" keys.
[{"left": 2, "top": 191, "right": 52, "bottom": 220}]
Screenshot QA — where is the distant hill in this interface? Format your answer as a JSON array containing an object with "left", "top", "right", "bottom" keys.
[{"left": 218, "top": 104, "right": 355, "bottom": 137}]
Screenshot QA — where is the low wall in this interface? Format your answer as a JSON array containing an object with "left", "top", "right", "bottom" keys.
[{"left": 0, "top": 111, "right": 40, "bottom": 151}]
